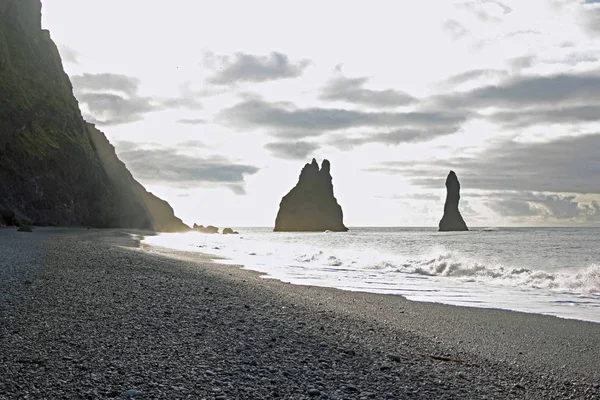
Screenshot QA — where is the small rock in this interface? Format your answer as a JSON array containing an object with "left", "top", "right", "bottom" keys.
[
  {"left": 123, "top": 389, "right": 143, "bottom": 398},
  {"left": 308, "top": 388, "right": 321, "bottom": 396},
  {"left": 346, "top": 385, "right": 359, "bottom": 393},
  {"left": 17, "top": 225, "right": 32, "bottom": 232}
]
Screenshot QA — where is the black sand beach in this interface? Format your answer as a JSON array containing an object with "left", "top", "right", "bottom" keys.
[{"left": 0, "top": 228, "right": 599, "bottom": 399}]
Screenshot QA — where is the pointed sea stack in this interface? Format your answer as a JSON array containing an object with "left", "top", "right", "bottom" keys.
[
  {"left": 274, "top": 158, "right": 348, "bottom": 232},
  {"left": 438, "top": 171, "right": 468, "bottom": 232}
]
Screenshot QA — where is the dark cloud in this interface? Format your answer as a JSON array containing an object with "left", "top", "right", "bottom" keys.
[
  {"left": 116, "top": 146, "right": 259, "bottom": 194},
  {"left": 484, "top": 192, "right": 600, "bottom": 222},
  {"left": 437, "top": 72, "right": 600, "bottom": 109},
  {"left": 206, "top": 52, "right": 311, "bottom": 85},
  {"left": 71, "top": 73, "right": 203, "bottom": 125},
  {"left": 218, "top": 98, "right": 470, "bottom": 140},
  {"left": 177, "top": 118, "right": 208, "bottom": 125},
  {"left": 264, "top": 141, "right": 319, "bottom": 160},
  {"left": 489, "top": 105, "right": 600, "bottom": 128},
  {"left": 320, "top": 76, "right": 415, "bottom": 107},
  {"left": 373, "top": 134, "right": 600, "bottom": 194}
]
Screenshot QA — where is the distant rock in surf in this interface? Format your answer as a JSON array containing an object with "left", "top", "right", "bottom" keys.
[
  {"left": 222, "top": 228, "right": 239, "bottom": 235},
  {"left": 193, "top": 224, "right": 219, "bottom": 234},
  {"left": 274, "top": 158, "right": 348, "bottom": 232},
  {"left": 439, "top": 171, "right": 468, "bottom": 232}
]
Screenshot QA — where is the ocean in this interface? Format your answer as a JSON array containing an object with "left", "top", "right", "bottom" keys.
[{"left": 143, "top": 227, "right": 600, "bottom": 323}]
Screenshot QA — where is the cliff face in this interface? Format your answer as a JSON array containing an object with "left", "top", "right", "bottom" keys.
[
  {"left": 438, "top": 170, "right": 468, "bottom": 232},
  {"left": 0, "top": 0, "right": 188, "bottom": 231},
  {"left": 274, "top": 159, "right": 348, "bottom": 232}
]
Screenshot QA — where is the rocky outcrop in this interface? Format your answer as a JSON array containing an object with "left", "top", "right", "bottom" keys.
[
  {"left": 193, "top": 224, "right": 219, "bottom": 234},
  {"left": 222, "top": 228, "right": 239, "bottom": 235},
  {"left": 439, "top": 171, "right": 468, "bottom": 232},
  {"left": 274, "top": 158, "right": 348, "bottom": 232},
  {"left": 0, "top": 0, "right": 188, "bottom": 231}
]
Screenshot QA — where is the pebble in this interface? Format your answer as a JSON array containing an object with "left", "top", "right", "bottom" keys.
[
  {"left": 123, "top": 389, "right": 143, "bottom": 398},
  {"left": 0, "top": 230, "right": 596, "bottom": 400}
]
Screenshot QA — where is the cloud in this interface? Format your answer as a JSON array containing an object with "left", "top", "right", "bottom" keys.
[
  {"left": 375, "top": 134, "right": 600, "bottom": 195},
  {"left": 483, "top": 191, "right": 600, "bottom": 222},
  {"left": 508, "top": 55, "right": 536, "bottom": 70},
  {"left": 436, "top": 72, "right": 600, "bottom": 109},
  {"left": 177, "top": 118, "right": 208, "bottom": 125},
  {"left": 580, "top": 2, "right": 600, "bottom": 34},
  {"left": 264, "top": 141, "right": 319, "bottom": 160},
  {"left": 206, "top": 52, "right": 311, "bottom": 85},
  {"left": 327, "top": 127, "right": 460, "bottom": 150},
  {"left": 58, "top": 44, "right": 80, "bottom": 65},
  {"left": 320, "top": 76, "right": 415, "bottom": 107},
  {"left": 116, "top": 146, "right": 260, "bottom": 194},
  {"left": 489, "top": 105, "right": 600, "bottom": 128},
  {"left": 78, "top": 93, "right": 155, "bottom": 126},
  {"left": 457, "top": 0, "right": 512, "bottom": 22},
  {"left": 71, "top": 73, "right": 203, "bottom": 125},
  {"left": 442, "top": 69, "right": 509, "bottom": 86},
  {"left": 218, "top": 98, "right": 470, "bottom": 140},
  {"left": 442, "top": 19, "right": 470, "bottom": 40},
  {"left": 71, "top": 73, "right": 140, "bottom": 95}
]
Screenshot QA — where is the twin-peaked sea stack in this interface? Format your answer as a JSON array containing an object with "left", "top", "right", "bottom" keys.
[
  {"left": 438, "top": 170, "right": 469, "bottom": 232},
  {"left": 274, "top": 159, "right": 348, "bottom": 232}
]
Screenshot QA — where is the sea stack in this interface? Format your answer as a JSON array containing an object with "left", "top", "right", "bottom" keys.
[
  {"left": 438, "top": 170, "right": 468, "bottom": 232},
  {"left": 274, "top": 158, "right": 348, "bottom": 232}
]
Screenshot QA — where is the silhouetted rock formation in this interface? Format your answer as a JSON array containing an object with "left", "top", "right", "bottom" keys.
[
  {"left": 274, "top": 158, "right": 348, "bottom": 232},
  {"left": 0, "top": 0, "right": 188, "bottom": 231},
  {"left": 222, "top": 228, "right": 239, "bottom": 235},
  {"left": 193, "top": 224, "right": 219, "bottom": 234},
  {"left": 17, "top": 225, "right": 32, "bottom": 232},
  {"left": 439, "top": 171, "right": 468, "bottom": 232}
]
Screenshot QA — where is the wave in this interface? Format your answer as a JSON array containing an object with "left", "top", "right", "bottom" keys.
[
  {"left": 293, "top": 249, "right": 600, "bottom": 296},
  {"left": 391, "top": 254, "right": 600, "bottom": 295}
]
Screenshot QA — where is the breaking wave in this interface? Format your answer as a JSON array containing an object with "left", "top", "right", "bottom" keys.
[{"left": 293, "top": 249, "right": 600, "bottom": 296}]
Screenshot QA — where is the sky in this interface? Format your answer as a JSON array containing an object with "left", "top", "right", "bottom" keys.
[{"left": 41, "top": 0, "right": 600, "bottom": 227}]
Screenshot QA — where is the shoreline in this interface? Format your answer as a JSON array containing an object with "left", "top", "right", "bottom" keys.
[{"left": 0, "top": 228, "right": 598, "bottom": 399}]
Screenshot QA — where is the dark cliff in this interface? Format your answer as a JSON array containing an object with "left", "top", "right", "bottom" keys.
[
  {"left": 274, "top": 158, "right": 348, "bottom": 232},
  {"left": 438, "top": 170, "right": 468, "bottom": 232},
  {"left": 0, "top": 0, "right": 188, "bottom": 231}
]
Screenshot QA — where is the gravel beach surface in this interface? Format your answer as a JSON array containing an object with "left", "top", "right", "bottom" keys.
[{"left": 0, "top": 228, "right": 599, "bottom": 399}]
